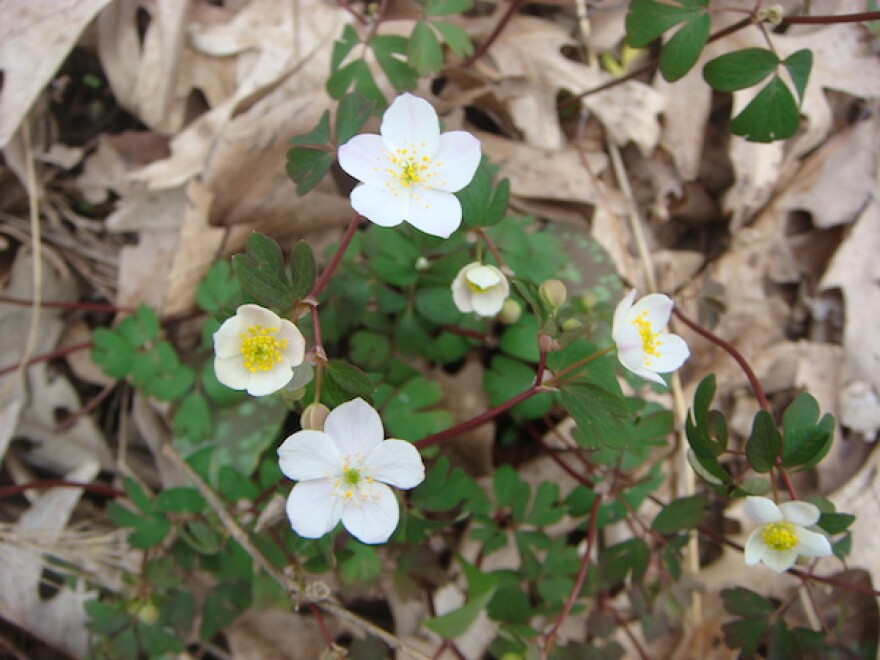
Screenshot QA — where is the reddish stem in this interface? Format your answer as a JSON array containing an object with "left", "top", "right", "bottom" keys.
[
  {"left": 308, "top": 214, "right": 362, "bottom": 300},
  {"left": 56, "top": 382, "right": 116, "bottom": 432},
  {"left": 309, "top": 603, "right": 336, "bottom": 650},
  {"left": 785, "top": 11, "right": 880, "bottom": 24},
  {"left": 0, "top": 340, "right": 93, "bottom": 378},
  {"left": 543, "top": 492, "right": 602, "bottom": 652},
  {"left": 0, "top": 479, "right": 125, "bottom": 500},
  {"left": 461, "top": 0, "right": 529, "bottom": 67},
  {"left": 0, "top": 295, "right": 133, "bottom": 314}
]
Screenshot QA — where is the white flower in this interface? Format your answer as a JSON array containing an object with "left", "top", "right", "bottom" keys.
[
  {"left": 612, "top": 289, "right": 690, "bottom": 386},
  {"left": 451, "top": 262, "right": 509, "bottom": 317},
  {"left": 213, "top": 304, "right": 306, "bottom": 396},
  {"left": 337, "top": 93, "right": 481, "bottom": 239},
  {"left": 277, "top": 398, "right": 425, "bottom": 544},
  {"left": 743, "top": 496, "right": 832, "bottom": 572}
]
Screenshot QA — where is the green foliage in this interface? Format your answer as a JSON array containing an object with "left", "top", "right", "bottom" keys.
[
  {"left": 625, "top": 0, "right": 709, "bottom": 81},
  {"left": 781, "top": 392, "right": 834, "bottom": 471},
  {"left": 458, "top": 158, "right": 510, "bottom": 228},
  {"left": 651, "top": 494, "right": 708, "bottom": 534},
  {"left": 423, "top": 558, "right": 499, "bottom": 638}
]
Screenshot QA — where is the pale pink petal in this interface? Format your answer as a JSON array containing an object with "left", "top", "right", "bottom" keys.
[
  {"left": 381, "top": 94, "right": 440, "bottom": 154},
  {"left": 277, "top": 430, "right": 342, "bottom": 481},
  {"left": 778, "top": 501, "right": 821, "bottom": 527},
  {"left": 239, "top": 304, "right": 284, "bottom": 329},
  {"left": 646, "top": 333, "right": 690, "bottom": 373},
  {"left": 405, "top": 188, "right": 462, "bottom": 238},
  {"left": 213, "top": 316, "right": 244, "bottom": 358},
  {"left": 286, "top": 480, "right": 343, "bottom": 538},
  {"left": 350, "top": 184, "right": 409, "bottom": 228},
  {"left": 325, "top": 398, "right": 384, "bottom": 456},
  {"left": 364, "top": 439, "right": 425, "bottom": 489},
  {"left": 338, "top": 134, "right": 393, "bottom": 186},
  {"left": 762, "top": 548, "right": 798, "bottom": 573},
  {"left": 431, "top": 132, "right": 482, "bottom": 192},
  {"left": 341, "top": 483, "right": 400, "bottom": 544},
  {"left": 744, "top": 496, "right": 783, "bottom": 524},
  {"left": 471, "top": 289, "right": 507, "bottom": 317},
  {"left": 245, "top": 366, "right": 293, "bottom": 396},
  {"left": 795, "top": 528, "right": 832, "bottom": 558},
  {"left": 612, "top": 290, "right": 637, "bottom": 343},
  {"left": 627, "top": 294, "right": 673, "bottom": 331},
  {"left": 743, "top": 528, "right": 766, "bottom": 565},
  {"left": 214, "top": 355, "right": 250, "bottom": 390},
  {"left": 278, "top": 322, "right": 306, "bottom": 366}
]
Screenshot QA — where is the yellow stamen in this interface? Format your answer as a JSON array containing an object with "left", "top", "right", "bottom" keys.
[
  {"left": 387, "top": 147, "right": 434, "bottom": 188},
  {"left": 240, "top": 325, "right": 287, "bottom": 373},
  {"left": 761, "top": 522, "right": 798, "bottom": 552},
  {"left": 342, "top": 467, "right": 361, "bottom": 487},
  {"left": 633, "top": 312, "right": 661, "bottom": 358}
]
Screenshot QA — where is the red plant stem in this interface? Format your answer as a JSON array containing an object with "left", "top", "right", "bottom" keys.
[
  {"left": 475, "top": 228, "right": 508, "bottom": 272},
  {"left": 0, "top": 295, "right": 132, "bottom": 314},
  {"left": 533, "top": 432, "right": 593, "bottom": 486},
  {"left": 461, "top": 0, "right": 529, "bottom": 67},
  {"left": 0, "top": 479, "right": 125, "bottom": 500},
  {"left": 608, "top": 608, "right": 650, "bottom": 660},
  {"left": 784, "top": 11, "right": 880, "bottom": 24},
  {"left": 671, "top": 307, "right": 770, "bottom": 411},
  {"left": 308, "top": 214, "right": 361, "bottom": 300},
  {"left": 56, "top": 382, "right": 116, "bottom": 432},
  {"left": 544, "top": 492, "right": 602, "bottom": 652},
  {"left": 775, "top": 465, "right": 799, "bottom": 501},
  {"left": 442, "top": 324, "right": 493, "bottom": 343},
  {"left": 0, "top": 340, "right": 93, "bottom": 378},
  {"left": 309, "top": 603, "right": 336, "bottom": 650},
  {"left": 415, "top": 384, "right": 540, "bottom": 449}
]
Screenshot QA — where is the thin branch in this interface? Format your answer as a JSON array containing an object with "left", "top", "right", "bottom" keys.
[
  {"left": 0, "top": 479, "right": 125, "bottom": 500},
  {"left": 308, "top": 214, "right": 362, "bottom": 300},
  {"left": 461, "top": 0, "right": 530, "bottom": 67},
  {"left": 0, "top": 340, "right": 93, "bottom": 378}
]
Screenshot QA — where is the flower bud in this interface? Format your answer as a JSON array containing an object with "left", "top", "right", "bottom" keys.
[
  {"left": 301, "top": 403, "right": 330, "bottom": 431},
  {"left": 415, "top": 256, "right": 430, "bottom": 271},
  {"left": 539, "top": 279, "right": 567, "bottom": 308},
  {"left": 497, "top": 299, "right": 522, "bottom": 324},
  {"left": 561, "top": 318, "right": 582, "bottom": 332}
]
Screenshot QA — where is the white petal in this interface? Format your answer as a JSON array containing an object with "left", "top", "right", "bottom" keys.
[
  {"left": 338, "top": 134, "right": 392, "bottom": 186},
  {"left": 762, "top": 548, "right": 798, "bottom": 573},
  {"left": 364, "top": 439, "right": 425, "bottom": 489},
  {"left": 405, "top": 188, "right": 462, "bottom": 238},
  {"left": 238, "top": 304, "right": 283, "bottom": 329},
  {"left": 743, "top": 528, "right": 766, "bottom": 565},
  {"left": 778, "top": 501, "right": 821, "bottom": 527},
  {"left": 325, "top": 398, "right": 384, "bottom": 457},
  {"left": 451, "top": 271, "right": 474, "bottom": 313},
  {"left": 466, "top": 265, "right": 503, "bottom": 289},
  {"left": 245, "top": 366, "right": 293, "bottom": 397},
  {"left": 286, "top": 480, "right": 343, "bottom": 539},
  {"left": 278, "top": 321, "right": 306, "bottom": 366},
  {"left": 277, "top": 430, "right": 342, "bottom": 481},
  {"left": 214, "top": 355, "right": 250, "bottom": 390},
  {"left": 744, "top": 496, "right": 783, "bottom": 524},
  {"left": 628, "top": 364, "right": 667, "bottom": 386},
  {"left": 213, "top": 316, "right": 244, "bottom": 358},
  {"left": 647, "top": 333, "right": 690, "bottom": 373},
  {"left": 795, "top": 528, "right": 832, "bottom": 558},
  {"left": 341, "top": 483, "right": 400, "bottom": 544},
  {"left": 471, "top": 289, "right": 506, "bottom": 317},
  {"left": 381, "top": 94, "right": 440, "bottom": 154},
  {"left": 611, "top": 289, "right": 637, "bottom": 342},
  {"left": 431, "top": 131, "right": 482, "bottom": 192},
  {"left": 627, "top": 293, "right": 673, "bottom": 331},
  {"left": 350, "top": 184, "right": 408, "bottom": 228}
]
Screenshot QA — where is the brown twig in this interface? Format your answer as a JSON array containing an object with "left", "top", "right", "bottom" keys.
[
  {"left": 0, "top": 479, "right": 125, "bottom": 500},
  {"left": 0, "top": 340, "right": 93, "bottom": 378},
  {"left": 460, "top": 0, "right": 529, "bottom": 67},
  {"left": 0, "top": 295, "right": 133, "bottom": 314}
]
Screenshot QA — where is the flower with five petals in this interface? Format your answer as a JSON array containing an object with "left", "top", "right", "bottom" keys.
[
  {"left": 451, "top": 262, "right": 509, "bottom": 317},
  {"left": 337, "top": 93, "right": 481, "bottom": 238},
  {"left": 612, "top": 289, "right": 690, "bottom": 386},
  {"left": 277, "top": 398, "right": 425, "bottom": 544},
  {"left": 743, "top": 496, "right": 832, "bottom": 572}
]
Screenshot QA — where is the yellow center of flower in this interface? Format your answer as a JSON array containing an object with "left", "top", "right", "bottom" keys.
[
  {"left": 332, "top": 461, "right": 376, "bottom": 502},
  {"left": 386, "top": 147, "right": 438, "bottom": 189},
  {"left": 240, "top": 325, "right": 287, "bottom": 373},
  {"left": 633, "top": 312, "right": 661, "bottom": 358},
  {"left": 467, "top": 279, "right": 492, "bottom": 293},
  {"left": 760, "top": 522, "right": 798, "bottom": 552}
]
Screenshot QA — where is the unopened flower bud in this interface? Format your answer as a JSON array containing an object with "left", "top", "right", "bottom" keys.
[
  {"left": 415, "top": 256, "right": 430, "bottom": 271},
  {"left": 561, "top": 318, "right": 582, "bottom": 332},
  {"left": 538, "top": 334, "right": 560, "bottom": 353},
  {"left": 580, "top": 291, "right": 598, "bottom": 310},
  {"left": 301, "top": 403, "right": 330, "bottom": 431},
  {"left": 498, "top": 299, "right": 522, "bottom": 324},
  {"left": 539, "top": 279, "right": 567, "bottom": 308},
  {"left": 756, "top": 4, "right": 783, "bottom": 25}
]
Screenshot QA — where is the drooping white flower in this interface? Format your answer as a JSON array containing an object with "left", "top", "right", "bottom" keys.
[
  {"left": 451, "top": 262, "right": 509, "bottom": 317},
  {"left": 337, "top": 93, "right": 481, "bottom": 239},
  {"left": 213, "top": 304, "right": 306, "bottom": 396},
  {"left": 743, "top": 496, "right": 832, "bottom": 573},
  {"left": 611, "top": 289, "right": 690, "bottom": 386},
  {"left": 277, "top": 398, "right": 425, "bottom": 544}
]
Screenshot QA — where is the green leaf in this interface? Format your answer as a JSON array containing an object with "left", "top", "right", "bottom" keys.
[
  {"left": 370, "top": 35, "right": 419, "bottom": 93},
  {"left": 423, "top": 558, "right": 498, "bottom": 638},
  {"left": 173, "top": 391, "right": 212, "bottom": 443},
  {"left": 526, "top": 482, "right": 565, "bottom": 527},
  {"left": 289, "top": 241, "right": 316, "bottom": 299},
  {"left": 424, "top": 0, "right": 472, "bottom": 17},
  {"left": 817, "top": 512, "right": 855, "bottom": 535},
  {"left": 154, "top": 487, "right": 207, "bottom": 514},
  {"left": 411, "top": 456, "right": 487, "bottom": 513},
  {"left": 287, "top": 112, "right": 334, "bottom": 195},
  {"left": 200, "top": 582, "right": 251, "bottom": 640},
  {"left": 721, "top": 587, "right": 775, "bottom": 618},
  {"left": 382, "top": 376, "right": 453, "bottom": 441},
  {"left": 327, "top": 60, "right": 387, "bottom": 109},
  {"left": 730, "top": 76, "right": 801, "bottom": 142},
  {"left": 408, "top": 22, "right": 444, "bottom": 76},
  {"left": 432, "top": 21, "right": 474, "bottom": 58},
  {"left": 458, "top": 158, "right": 509, "bottom": 229},
  {"left": 626, "top": 0, "right": 707, "bottom": 47},
  {"left": 601, "top": 538, "right": 650, "bottom": 584},
  {"left": 781, "top": 392, "right": 834, "bottom": 471},
  {"left": 349, "top": 330, "right": 392, "bottom": 371},
  {"left": 560, "top": 383, "right": 633, "bottom": 449},
  {"left": 658, "top": 10, "right": 710, "bottom": 81},
  {"left": 323, "top": 360, "right": 376, "bottom": 406},
  {"left": 746, "top": 410, "right": 782, "bottom": 473},
  {"left": 723, "top": 617, "right": 768, "bottom": 658},
  {"left": 494, "top": 465, "right": 531, "bottom": 521},
  {"left": 499, "top": 313, "right": 540, "bottom": 362},
  {"left": 335, "top": 92, "right": 377, "bottom": 145},
  {"left": 485, "top": 355, "right": 553, "bottom": 420},
  {"left": 339, "top": 540, "right": 381, "bottom": 587},
  {"left": 783, "top": 49, "right": 812, "bottom": 101},
  {"left": 91, "top": 328, "right": 135, "bottom": 378},
  {"left": 768, "top": 620, "right": 798, "bottom": 660},
  {"left": 196, "top": 260, "right": 239, "bottom": 314},
  {"left": 331, "top": 24, "right": 360, "bottom": 71},
  {"left": 116, "top": 305, "right": 160, "bottom": 347},
  {"left": 651, "top": 494, "right": 707, "bottom": 533},
  {"left": 703, "top": 48, "right": 779, "bottom": 92}
]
